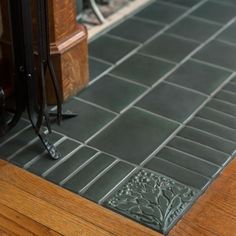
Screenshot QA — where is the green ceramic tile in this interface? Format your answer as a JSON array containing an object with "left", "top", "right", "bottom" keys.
[
  {"left": 188, "top": 117, "right": 236, "bottom": 143},
  {"left": 136, "top": 82, "right": 206, "bottom": 122},
  {"left": 178, "top": 126, "right": 236, "bottom": 154},
  {"left": 27, "top": 139, "right": 80, "bottom": 176},
  {"left": 215, "top": 90, "right": 236, "bottom": 106},
  {"left": 217, "top": 22, "right": 236, "bottom": 45},
  {"left": 89, "top": 35, "right": 138, "bottom": 64},
  {"left": 167, "top": 17, "right": 220, "bottom": 42},
  {"left": 83, "top": 161, "right": 134, "bottom": 202},
  {"left": 63, "top": 153, "right": 115, "bottom": 193},
  {"left": 46, "top": 147, "right": 97, "bottom": 184},
  {"left": 77, "top": 75, "right": 146, "bottom": 112},
  {"left": 108, "top": 18, "right": 163, "bottom": 43},
  {"left": 156, "top": 147, "right": 220, "bottom": 178},
  {"left": 141, "top": 34, "right": 199, "bottom": 63},
  {"left": 167, "top": 136, "right": 230, "bottom": 166},
  {"left": 135, "top": 2, "right": 186, "bottom": 24},
  {"left": 223, "top": 83, "right": 236, "bottom": 94},
  {"left": 53, "top": 99, "right": 116, "bottom": 142},
  {"left": 104, "top": 169, "right": 199, "bottom": 234},
  {"left": 197, "top": 106, "right": 236, "bottom": 130},
  {"left": 157, "top": 0, "right": 201, "bottom": 8},
  {"left": 145, "top": 157, "right": 210, "bottom": 190},
  {"left": 191, "top": 1, "right": 236, "bottom": 24},
  {"left": 89, "top": 108, "right": 179, "bottom": 164},
  {"left": 194, "top": 40, "right": 236, "bottom": 71},
  {"left": 166, "top": 60, "right": 230, "bottom": 95},
  {"left": 110, "top": 53, "right": 175, "bottom": 87},
  {"left": 10, "top": 132, "right": 63, "bottom": 167}
]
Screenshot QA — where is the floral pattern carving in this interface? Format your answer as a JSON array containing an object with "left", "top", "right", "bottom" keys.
[{"left": 104, "top": 170, "right": 199, "bottom": 233}]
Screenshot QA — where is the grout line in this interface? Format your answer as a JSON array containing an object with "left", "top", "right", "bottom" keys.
[
  {"left": 105, "top": 33, "right": 141, "bottom": 45},
  {"left": 131, "top": 15, "right": 167, "bottom": 26},
  {"left": 139, "top": 71, "right": 236, "bottom": 167},
  {"left": 190, "top": 58, "right": 234, "bottom": 72},
  {"left": 164, "top": 32, "right": 202, "bottom": 44},
  {"left": 187, "top": 14, "right": 223, "bottom": 26},
  {"left": 212, "top": 97, "right": 236, "bottom": 107},
  {"left": 216, "top": 38, "right": 236, "bottom": 47},
  {"left": 74, "top": 97, "right": 119, "bottom": 115},
  {"left": 89, "top": 55, "right": 113, "bottom": 65},
  {"left": 79, "top": 159, "right": 119, "bottom": 194},
  {"left": 154, "top": 0, "right": 190, "bottom": 10},
  {"left": 108, "top": 73, "right": 149, "bottom": 89}
]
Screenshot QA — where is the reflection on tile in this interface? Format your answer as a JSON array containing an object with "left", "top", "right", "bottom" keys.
[
  {"left": 53, "top": 99, "right": 116, "bottom": 142},
  {"left": 89, "top": 57, "right": 111, "bottom": 81},
  {"left": 108, "top": 18, "right": 164, "bottom": 43},
  {"left": 197, "top": 107, "right": 236, "bottom": 130},
  {"left": 178, "top": 126, "right": 236, "bottom": 154},
  {"left": 167, "top": 17, "right": 220, "bottom": 42},
  {"left": 141, "top": 34, "right": 199, "bottom": 63},
  {"left": 89, "top": 35, "right": 138, "bottom": 64},
  {"left": 110, "top": 53, "right": 175, "bottom": 86},
  {"left": 46, "top": 147, "right": 97, "bottom": 184},
  {"left": 135, "top": 2, "right": 186, "bottom": 24},
  {"left": 78, "top": 75, "right": 146, "bottom": 112},
  {"left": 191, "top": 1, "right": 236, "bottom": 24},
  {"left": 167, "top": 136, "right": 230, "bottom": 166},
  {"left": 194, "top": 40, "right": 236, "bottom": 71},
  {"left": 83, "top": 161, "right": 135, "bottom": 202},
  {"left": 166, "top": 60, "right": 230, "bottom": 95},
  {"left": 145, "top": 157, "right": 210, "bottom": 190},
  {"left": 156, "top": 147, "right": 220, "bottom": 178},
  {"left": 27, "top": 139, "right": 80, "bottom": 176},
  {"left": 89, "top": 108, "right": 179, "bottom": 164},
  {"left": 188, "top": 117, "right": 236, "bottom": 143},
  {"left": 63, "top": 153, "right": 115, "bottom": 193},
  {"left": 217, "top": 22, "right": 236, "bottom": 45},
  {"left": 137, "top": 82, "right": 206, "bottom": 122},
  {"left": 104, "top": 169, "right": 199, "bottom": 234},
  {"left": 10, "top": 132, "right": 63, "bottom": 167}
]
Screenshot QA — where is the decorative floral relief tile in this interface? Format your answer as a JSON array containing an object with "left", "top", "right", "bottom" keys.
[{"left": 104, "top": 169, "right": 200, "bottom": 234}]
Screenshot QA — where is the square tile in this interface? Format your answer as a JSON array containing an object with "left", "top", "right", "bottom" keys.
[
  {"left": 140, "top": 34, "right": 199, "bottom": 63},
  {"left": 157, "top": 0, "right": 200, "bottom": 8},
  {"left": 197, "top": 107, "right": 236, "bottom": 130},
  {"left": 167, "top": 136, "right": 230, "bottom": 166},
  {"left": 207, "top": 98, "right": 236, "bottom": 117},
  {"left": 136, "top": 82, "right": 206, "bottom": 122},
  {"left": 63, "top": 153, "right": 115, "bottom": 193},
  {"left": 156, "top": 147, "right": 220, "bottom": 178},
  {"left": 77, "top": 75, "right": 146, "bottom": 113},
  {"left": 89, "top": 108, "right": 179, "bottom": 164},
  {"left": 215, "top": 90, "right": 236, "bottom": 105},
  {"left": 10, "top": 132, "right": 63, "bottom": 167},
  {"left": 135, "top": 2, "right": 186, "bottom": 24},
  {"left": 27, "top": 139, "right": 80, "bottom": 176},
  {"left": 89, "top": 57, "right": 111, "bottom": 81},
  {"left": 178, "top": 126, "right": 236, "bottom": 154},
  {"left": 104, "top": 169, "right": 199, "bottom": 234},
  {"left": 165, "top": 60, "right": 230, "bottom": 95},
  {"left": 191, "top": 1, "right": 236, "bottom": 24},
  {"left": 45, "top": 147, "right": 97, "bottom": 184},
  {"left": 110, "top": 53, "right": 175, "bottom": 87},
  {"left": 167, "top": 17, "right": 220, "bottom": 42},
  {"left": 108, "top": 18, "right": 164, "bottom": 43},
  {"left": 145, "top": 157, "right": 210, "bottom": 190},
  {"left": 194, "top": 40, "right": 236, "bottom": 71},
  {"left": 217, "top": 22, "right": 236, "bottom": 45},
  {"left": 83, "top": 161, "right": 135, "bottom": 202},
  {"left": 188, "top": 117, "right": 236, "bottom": 143},
  {"left": 89, "top": 35, "right": 138, "bottom": 64},
  {"left": 53, "top": 99, "right": 116, "bottom": 142}
]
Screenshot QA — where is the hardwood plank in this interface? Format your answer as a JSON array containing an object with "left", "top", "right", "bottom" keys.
[
  {"left": 0, "top": 160, "right": 159, "bottom": 236},
  {"left": 0, "top": 179, "right": 111, "bottom": 236},
  {"left": 0, "top": 203, "right": 61, "bottom": 236},
  {"left": 0, "top": 227, "right": 17, "bottom": 236}
]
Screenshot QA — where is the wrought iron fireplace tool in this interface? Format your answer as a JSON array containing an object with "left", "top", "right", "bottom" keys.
[{"left": 0, "top": 0, "right": 76, "bottom": 159}]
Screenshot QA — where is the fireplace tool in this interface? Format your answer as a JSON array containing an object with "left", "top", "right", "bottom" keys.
[{"left": 0, "top": 0, "right": 76, "bottom": 159}]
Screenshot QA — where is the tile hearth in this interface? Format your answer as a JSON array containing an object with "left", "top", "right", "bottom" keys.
[{"left": 1, "top": 0, "right": 236, "bottom": 234}]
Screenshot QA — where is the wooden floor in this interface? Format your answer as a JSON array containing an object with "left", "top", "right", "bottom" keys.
[{"left": 0, "top": 159, "right": 236, "bottom": 236}]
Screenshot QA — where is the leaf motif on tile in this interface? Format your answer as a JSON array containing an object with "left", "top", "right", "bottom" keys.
[{"left": 104, "top": 170, "right": 199, "bottom": 233}]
